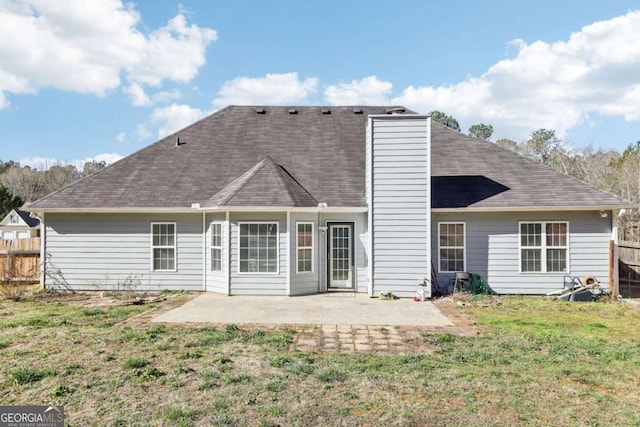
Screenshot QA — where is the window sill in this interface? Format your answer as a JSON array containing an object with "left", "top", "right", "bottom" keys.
[
  {"left": 238, "top": 272, "right": 280, "bottom": 276},
  {"left": 519, "top": 272, "right": 568, "bottom": 275}
]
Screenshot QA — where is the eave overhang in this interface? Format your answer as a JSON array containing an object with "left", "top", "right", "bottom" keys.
[{"left": 23, "top": 206, "right": 369, "bottom": 214}]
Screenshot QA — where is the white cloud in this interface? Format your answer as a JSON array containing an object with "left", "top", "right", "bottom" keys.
[
  {"left": 391, "top": 10, "right": 640, "bottom": 141},
  {"left": 116, "top": 132, "right": 126, "bottom": 143},
  {"left": 124, "top": 82, "right": 181, "bottom": 107},
  {"left": 19, "top": 153, "right": 123, "bottom": 171},
  {"left": 125, "top": 14, "right": 217, "bottom": 86},
  {"left": 151, "top": 103, "right": 206, "bottom": 138},
  {"left": 80, "top": 152, "right": 124, "bottom": 166},
  {"left": 213, "top": 72, "right": 318, "bottom": 107},
  {"left": 123, "top": 83, "right": 151, "bottom": 107},
  {"left": 324, "top": 76, "right": 393, "bottom": 105},
  {"left": 136, "top": 124, "right": 152, "bottom": 139},
  {"left": 0, "top": 1, "right": 216, "bottom": 109}
]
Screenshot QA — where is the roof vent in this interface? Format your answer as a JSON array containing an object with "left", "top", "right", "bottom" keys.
[
  {"left": 352, "top": 108, "right": 363, "bottom": 114},
  {"left": 175, "top": 136, "right": 185, "bottom": 147},
  {"left": 256, "top": 108, "right": 266, "bottom": 114},
  {"left": 321, "top": 108, "right": 331, "bottom": 115},
  {"left": 386, "top": 107, "right": 407, "bottom": 114},
  {"left": 288, "top": 109, "right": 298, "bottom": 115}
]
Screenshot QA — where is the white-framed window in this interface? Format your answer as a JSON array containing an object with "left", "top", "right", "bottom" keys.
[
  {"left": 238, "top": 222, "right": 278, "bottom": 274},
  {"left": 211, "top": 222, "right": 223, "bottom": 273},
  {"left": 9, "top": 214, "right": 18, "bottom": 224},
  {"left": 151, "top": 222, "right": 176, "bottom": 271},
  {"left": 519, "top": 221, "right": 568, "bottom": 273},
  {"left": 438, "top": 222, "right": 466, "bottom": 273},
  {"left": 296, "top": 222, "right": 314, "bottom": 274}
]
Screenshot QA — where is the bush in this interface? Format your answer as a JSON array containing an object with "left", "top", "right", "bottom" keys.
[
  {"left": 124, "top": 357, "right": 149, "bottom": 369},
  {"left": 0, "top": 282, "right": 30, "bottom": 302},
  {"left": 11, "top": 366, "right": 45, "bottom": 385}
]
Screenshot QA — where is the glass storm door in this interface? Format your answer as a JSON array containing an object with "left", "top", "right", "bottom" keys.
[{"left": 329, "top": 224, "right": 353, "bottom": 289}]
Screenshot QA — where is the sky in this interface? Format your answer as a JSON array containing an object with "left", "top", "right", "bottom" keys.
[{"left": 1, "top": 0, "right": 640, "bottom": 170}]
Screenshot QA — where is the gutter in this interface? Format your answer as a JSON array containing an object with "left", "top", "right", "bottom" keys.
[
  {"left": 23, "top": 206, "right": 369, "bottom": 214},
  {"left": 432, "top": 204, "right": 636, "bottom": 213}
]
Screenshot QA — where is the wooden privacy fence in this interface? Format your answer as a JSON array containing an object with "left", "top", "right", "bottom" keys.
[
  {"left": 618, "top": 240, "right": 640, "bottom": 298},
  {"left": 0, "top": 238, "right": 40, "bottom": 282}
]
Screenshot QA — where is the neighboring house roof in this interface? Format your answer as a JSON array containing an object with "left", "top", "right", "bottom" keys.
[
  {"left": 26, "top": 105, "right": 632, "bottom": 211},
  {"left": 430, "top": 121, "right": 631, "bottom": 209},
  {"left": 0, "top": 208, "right": 40, "bottom": 228}
]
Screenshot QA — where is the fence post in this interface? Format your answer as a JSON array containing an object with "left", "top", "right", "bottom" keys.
[
  {"left": 614, "top": 242, "right": 620, "bottom": 298},
  {"left": 609, "top": 240, "right": 617, "bottom": 299}
]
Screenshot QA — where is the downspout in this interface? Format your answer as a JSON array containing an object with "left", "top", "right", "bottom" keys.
[
  {"left": 425, "top": 116, "right": 432, "bottom": 298},
  {"left": 286, "top": 210, "right": 291, "bottom": 296},
  {"left": 317, "top": 209, "right": 321, "bottom": 293},
  {"left": 366, "top": 117, "right": 374, "bottom": 297},
  {"left": 202, "top": 211, "right": 206, "bottom": 291},
  {"left": 39, "top": 212, "right": 46, "bottom": 290},
  {"left": 225, "top": 210, "right": 230, "bottom": 295}
]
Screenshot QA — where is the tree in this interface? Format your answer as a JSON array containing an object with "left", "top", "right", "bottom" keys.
[
  {"left": 0, "top": 165, "right": 45, "bottom": 202},
  {"left": 608, "top": 141, "right": 640, "bottom": 203},
  {"left": 430, "top": 110, "right": 460, "bottom": 131},
  {"left": 0, "top": 184, "right": 23, "bottom": 218},
  {"left": 495, "top": 138, "right": 520, "bottom": 153},
  {"left": 524, "top": 128, "right": 561, "bottom": 165},
  {"left": 44, "top": 164, "right": 80, "bottom": 192},
  {"left": 82, "top": 160, "right": 107, "bottom": 177},
  {"left": 469, "top": 123, "right": 493, "bottom": 139},
  {"left": 0, "top": 159, "right": 18, "bottom": 175}
]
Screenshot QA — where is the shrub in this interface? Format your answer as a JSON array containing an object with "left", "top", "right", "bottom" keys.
[
  {"left": 316, "top": 367, "right": 347, "bottom": 383},
  {"left": 52, "top": 384, "right": 74, "bottom": 397},
  {"left": 11, "top": 366, "right": 45, "bottom": 385},
  {"left": 0, "top": 282, "right": 30, "bottom": 302},
  {"left": 124, "top": 357, "right": 149, "bottom": 369}
]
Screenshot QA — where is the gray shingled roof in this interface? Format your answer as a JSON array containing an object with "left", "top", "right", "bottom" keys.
[
  {"left": 204, "top": 156, "right": 318, "bottom": 207},
  {"left": 430, "top": 121, "right": 630, "bottom": 209},
  {"left": 28, "top": 106, "right": 631, "bottom": 211},
  {"left": 29, "top": 106, "right": 389, "bottom": 209}
]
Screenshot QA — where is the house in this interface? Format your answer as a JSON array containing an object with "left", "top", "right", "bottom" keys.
[
  {"left": 0, "top": 208, "right": 40, "bottom": 240},
  {"left": 25, "top": 106, "right": 633, "bottom": 296}
]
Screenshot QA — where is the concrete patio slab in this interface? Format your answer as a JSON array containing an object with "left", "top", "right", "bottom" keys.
[{"left": 152, "top": 293, "right": 454, "bottom": 327}]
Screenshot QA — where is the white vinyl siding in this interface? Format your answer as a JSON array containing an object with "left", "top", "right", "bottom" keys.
[
  {"left": 296, "top": 222, "right": 313, "bottom": 274},
  {"left": 432, "top": 212, "right": 607, "bottom": 294},
  {"left": 151, "top": 222, "right": 176, "bottom": 271},
  {"left": 238, "top": 222, "right": 279, "bottom": 274},
  {"left": 438, "top": 222, "right": 465, "bottom": 273},
  {"left": 368, "top": 115, "right": 431, "bottom": 297},
  {"left": 519, "top": 221, "right": 568, "bottom": 273},
  {"left": 210, "top": 222, "right": 223, "bottom": 272},
  {"left": 44, "top": 213, "right": 203, "bottom": 292}
]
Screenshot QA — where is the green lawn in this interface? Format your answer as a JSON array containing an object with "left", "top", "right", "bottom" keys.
[{"left": 0, "top": 293, "right": 639, "bottom": 426}]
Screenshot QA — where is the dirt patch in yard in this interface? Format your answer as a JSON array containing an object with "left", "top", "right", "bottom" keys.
[{"left": 430, "top": 295, "right": 480, "bottom": 336}]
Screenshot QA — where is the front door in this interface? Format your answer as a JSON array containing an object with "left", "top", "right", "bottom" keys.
[{"left": 328, "top": 224, "right": 353, "bottom": 289}]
